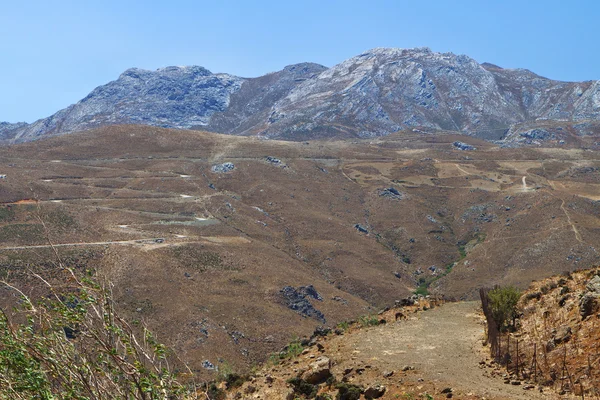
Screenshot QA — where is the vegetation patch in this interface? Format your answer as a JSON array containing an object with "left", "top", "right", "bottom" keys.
[
  {"left": 287, "top": 376, "right": 318, "bottom": 398},
  {"left": 358, "top": 314, "right": 381, "bottom": 327},
  {"left": 0, "top": 206, "right": 15, "bottom": 222},
  {"left": 0, "top": 269, "right": 189, "bottom": 399},
  {"left": 335, "top": 382, "right": 362, "bottom": 400},
  {"left": 487, "top": 285, "right": 521, "bottom": 331},
  {"left": 0, "top": 223, "right": 45, "bottom": 244},
  {"left": 170, "top": 245, "right": 237, "bottom": 272}
]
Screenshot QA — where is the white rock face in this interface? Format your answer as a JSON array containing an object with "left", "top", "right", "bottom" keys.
[{"left": 2, "top": 47, "right": 599, "bottom": 144}]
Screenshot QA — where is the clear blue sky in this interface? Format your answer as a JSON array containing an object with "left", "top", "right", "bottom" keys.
[{"left": 1, "top": 0, "right": 598, "bottom": 122}]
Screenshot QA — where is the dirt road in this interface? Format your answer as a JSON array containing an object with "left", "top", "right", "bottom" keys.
[{"left": 335, "top": 302, "right": 549, "bottom": 399}]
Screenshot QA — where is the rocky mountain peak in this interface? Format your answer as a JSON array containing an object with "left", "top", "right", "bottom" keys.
[{"left": 2, "top": 47, "right": 599, "bottom": 144}]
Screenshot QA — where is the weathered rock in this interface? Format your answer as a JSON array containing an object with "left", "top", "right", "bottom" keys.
[
  {"left": 211, "top": 162, "right": 235, "bottom": 173},
  {"left": 586, "top": 275, "right": 600, "bottom": 294},
  {"left": 354, "top": 224, "right": 369, "bottom": 234},
  {"left": 553, "top": 325, "right": 572, "bottom": 344},
  {"left": 280, "top": 286, "right": 326, "bottom": 323},
  {"left": 453, "top": 141, "right": 476, "bottom": 151},
  {"left": 379, "top": 187, "right": 404, "bottom": 200},
  {"left": 301, "top": 356, "right": 332, "bottom": 384},
  {"left": 4, "top": 48, "right": 600, "bottom": 144},
  {"left": 364, "top": 384, "right": 386, "bottom": 399},
  {"left": 396, "top": 298, "right": 415, "bottom": 307},
  {"left": 264, "top": 156, "right": 286, "bottom": 167},
  {"left": 580, "top": 293, "right": 599, "bottom": 319},
  {"left": 201, "top": 360, "right": 215, "bottom": 370}
]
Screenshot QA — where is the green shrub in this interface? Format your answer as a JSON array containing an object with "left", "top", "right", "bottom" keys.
[
  {"left": 335, "top": 382, "right": 362, "bottom": 400},
  {"left": 0, "top": 269, "right": 189, "bottom": 399},
  {"left": 336, "top": 321, "right": 349, "bottom": 331},
  {"left": 268, "top": 337, "right": 304, "bottom": 365},
  {"left": 287, "top": 377, "right": 318, "bottom": 398},
  {"left": 488, "top": 285, "right": 521, "bottom": 331},
  {"left": 358, "top": 315, "right": 380, "bottom": 327}
]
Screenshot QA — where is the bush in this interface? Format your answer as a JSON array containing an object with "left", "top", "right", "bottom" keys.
[
  {"left": 0, "top": 269, "right": 190, "bottom": 399},
  {"left": 488, "top": 286, "right": 521, "bottom": 331},
  {"left": 358, "top": 315, "right": 380, "bottom": 327},
  {"left": 335, "top": 382, "right": 362, "bottom": 400}
]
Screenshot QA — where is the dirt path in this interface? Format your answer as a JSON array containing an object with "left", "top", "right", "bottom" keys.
[
  {"left": 559, "top": 199, "right": 583, "bottom": 243},
  {"left": 0, "top": 237, "right": 168, "bottom": 251},
  {"left": 333, "top": 302, "right": 549, "bottom": 399}
]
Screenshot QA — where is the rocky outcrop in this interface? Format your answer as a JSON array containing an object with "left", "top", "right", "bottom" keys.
[
  {"left": 301, "top": 356, "right": 332, "bottom": 384},
  {"left": 3, "top": 67, "right": 243, "bottom": 142},
  {"left": 580, "top": 275, "right": 600, "bottom": 319},
  {"left": 280, "top": 285, "right": 325, "bottom": 323},
  {"left": 3, "top": 47, "right": 600, "bottom": 143}
]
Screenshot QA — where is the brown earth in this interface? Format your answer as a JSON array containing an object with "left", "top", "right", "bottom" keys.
[
  {"left": 498, "top": 267, "right": 600, "bottom": 398},
  {"left": 227, "top": 300, "right": 553, "bottom": 399},
  {"left": 0, "top": 125, "right": 599, "bottom": 377}
]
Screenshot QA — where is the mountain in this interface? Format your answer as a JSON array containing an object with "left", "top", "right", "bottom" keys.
[{"left": 2, "top": 47, "right": 599, "bottom": 144}]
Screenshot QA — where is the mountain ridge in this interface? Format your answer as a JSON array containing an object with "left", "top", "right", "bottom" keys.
[{"left": 1, "top": 47, "right": 599, "bottom": 144}]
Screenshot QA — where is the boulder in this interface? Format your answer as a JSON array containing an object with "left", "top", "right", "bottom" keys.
[
  {"left": 586, "top": 275, "right": 600, "bottom": 294},
  {"left": 364, "top": 384, "right": 386, "bottom": 399},
  {"left": 211, "top": 162, "right": 235, "bottom": 173},
  {"left": 302, "top": 356, "right": 332, "bottom": 384},
  {"left": 453, "top": 141, "right": 476, "bottom": 151},
  {"left": 553, "top": 325, "right": 572, "bottom": 344},
  {"left": 580, "top": 293, "right": 599, "bottom": 319}
]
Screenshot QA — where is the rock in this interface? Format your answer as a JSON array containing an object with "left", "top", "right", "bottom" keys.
[
  {"left": 264, "top": 156, "right": 287, "bottom": 168},
  {"left": 441, "top": 387, "right": 453, "bottom": 394},
  {"left": 201, "top": 360, "right": 216, "bottom": 370},
  {"left": 302, "top": 356, "right": 332, "bottom": 384},
  {"left": 364, "top": 384, "right": 386, "bottom": 399},
  {"left": 354, "top": 224, "right": 369, "bottom": 234},
  {"left": 6, "top": 48, "right": 600, "bottom": 145},
  {"left": 453, "top": 141, "right": 476, "bottom": 151},
  {"left": 586, "top": 275, "right": 600, "bottom": 293},
  {"left": 312, "top": 326, "right": 331, "bottom": 337},
  {"left": 395, "top": 298, "right": 415, "bottom": 307},
  {"left": 553, "top": 325, "right": 572, "bottom": 344},
  {"left": 379, "top": 187, "right": 404, "bottom": 200},
  {"left": 299, "top": 285, "right": 323, "bottom": 301},
  {"left": 580, "top": 293, "right": 598, "bottom": 319},
  {"left": 401, "top": 365, "right": 414, "bottom": 371},
  {"left": 280, "top": 286, "right": 326, "bottom": 323},
  {"left": 383, "top": 370, "right": 394, "bottom": 378},
  {"left": 211, "top": 162, "right": 235, "bottom": 173}
]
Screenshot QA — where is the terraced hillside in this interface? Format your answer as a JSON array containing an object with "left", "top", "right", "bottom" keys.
[{"left": 0, "top": 125, "right": 599, "bottom": 376}]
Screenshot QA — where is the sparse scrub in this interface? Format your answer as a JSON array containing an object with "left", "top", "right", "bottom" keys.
[
  {"left": 0, "top": 207, "right": 15, "bottom": 222},
  {"left": 268, "top": 337, "right": 304, "bottom": 364},
  {"left": 287, "top": 376, "right": 318, "bottom": 398},
  {"left": 335, "top": 382, "right": 362, "bottom": 400},
  {"left": 0, "top": 268, "right": 192, "bottom": 399},
  {"left": 487, "top": 285, "right": 521, "bottom": 332},
  {"left": 336, "top": 321, "right": 349, "bottom": 331},
  {"left": 358, "top": 314, "right": 380, "bottom": 327}
]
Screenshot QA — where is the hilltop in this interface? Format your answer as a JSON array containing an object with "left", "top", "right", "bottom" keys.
[{"left": 2, "top": 48, "right": 600, "bottom": 145}]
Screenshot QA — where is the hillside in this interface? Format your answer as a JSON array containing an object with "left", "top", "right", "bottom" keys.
[
  {"left": 495, "top": 267, "right": 600, "bottom": 397},
  {"left": 2, "top": 48, "right": 600, "bottom": 144},
  {"left": 223, "top": 299, "right": 548, "bottom": 399},
  {"left": 1, "top": 125, "right": 599, "bottom": 377}
]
